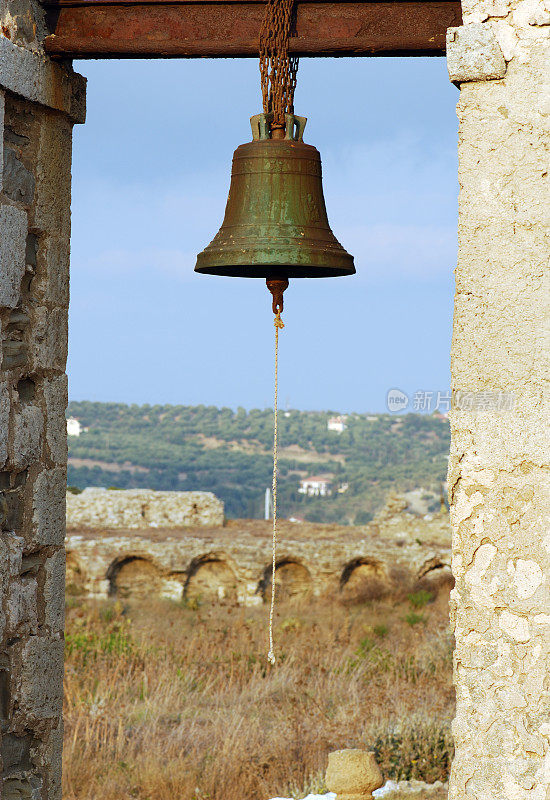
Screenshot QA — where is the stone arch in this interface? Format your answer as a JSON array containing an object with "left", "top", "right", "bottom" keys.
[
  {"left": 65, "top": 552, "right": 86, "bottom": 596},
  {"left": 416, "top": 557, "right": 454, "bottom": 595},
  {"left": 340, "top": 557, "right": 389, "bottom": 602},
  {"left": 259, "top": 558, "right": 313, "bottom": 603},
  {"left": 107, "top": 556, "right": 162, "bottom": 600},
  {"left": 184, "top": 554, "right": 238, "bottom": 604}
]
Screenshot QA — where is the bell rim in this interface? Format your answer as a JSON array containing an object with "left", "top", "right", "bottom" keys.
[
  {"left": 194, "top": 264, "right": 356, "bottom": 278},
  {"left": 196, "top": 235, "right": 355, "bottom": 277}
]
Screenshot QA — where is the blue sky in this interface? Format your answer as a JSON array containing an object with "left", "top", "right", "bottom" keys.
[{"left": 69, "top": 56, "right": 458, "bottom": 413}]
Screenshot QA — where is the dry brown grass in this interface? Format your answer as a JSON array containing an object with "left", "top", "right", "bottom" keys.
[{"left": 63, "top": 591, "right": 454, "bottom": 800}]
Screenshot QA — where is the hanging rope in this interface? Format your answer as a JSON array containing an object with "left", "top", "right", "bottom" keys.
[{"left": 268, "top": 309, "right": 284, "bottom": 665}]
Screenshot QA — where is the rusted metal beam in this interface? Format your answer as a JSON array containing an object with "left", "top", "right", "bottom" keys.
[{"left": 43, "top": 0, "right": 461, "bottom": 59}]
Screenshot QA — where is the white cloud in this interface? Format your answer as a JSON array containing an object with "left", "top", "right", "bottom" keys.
[
  {"left": 341, "top": 222, "right": 456, "bottom": 280},
  {"left": 76, "top": 246, "right": 198, "bottom": 281}
]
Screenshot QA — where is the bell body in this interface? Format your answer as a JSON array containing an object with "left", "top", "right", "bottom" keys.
[{"left": 195, "top": 134, "right": 355, "bottom": 279}]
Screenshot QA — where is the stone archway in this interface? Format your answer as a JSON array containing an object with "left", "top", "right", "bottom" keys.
[
  {"left": 340, "top": 557, "right": 389, "bottom": 602},
  {"left": 416, "top": 556, "right": 454, "bottom": 597},
  {"left": 259, "top": 559, "right": 313, "bottom": 602},
  {"left": 184, "top": 555, "right": 238, "bottom": 604},
  {"left": 107, "top": 556, "right": 162, "bottom": 600},
  {"left": 65, "top": 553, "right": 86, "bottom": 596}
]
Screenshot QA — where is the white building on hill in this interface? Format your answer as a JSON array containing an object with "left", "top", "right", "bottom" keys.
[
  {"left": 66, "top": 417, "right": 83, "bottom": 437},
  {"left": 327, "top": 415, "right": 347, "bottom": 433},
  {"left": 298, "top": 475, "right": 334, "bottom": 497}
]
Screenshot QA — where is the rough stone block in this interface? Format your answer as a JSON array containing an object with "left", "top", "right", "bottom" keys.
[
  {"left": 29, "top": 307, "right": 68, "bottom": 372},
  {"left": 2, "top": 146, "right": 35, "bottom": 205},
  {"left": 2, "top": 775, "right": 41, "bottom": 800},
  {"left": 32, "top": 468, "right": 66, "bottom": 546},
  {"left": 9, "top": 405, "right": 44, "bottom": 469},
  {"left": 0, "top": 533, "right": 22, "bottom": 641},
  {"left": 0, "top": 379, "right": 9, "bottom": 466},
  {"left": 1, "top": 731, "right": 33, "bottom": 773},
  {"left": 11, "top": 637, "right": 64, "bottom": 722},
  {"left": 2, "top": 339, "right": 27, "bottom": 369},
  {"left": 43, "top": 549, "right": 65, "bottom": 633},
  {"left": 35, "top": 236, "right": 70, "bottom": 306},
  {"left": 447, "top": 24, "right": 507, "bottom": 83},
  {"left": 0, "top": 531, "right": 24, "bottom": 576},
  {"left": 6, "top": 575, "right": 39, "bottom": 637},
  {"left": 3, "top": 0, "right": 47, "bottom": 48},
  {"left": 0, "top": 38, "right": 86, "bottom": 124},
  {"left": 33, "top": 721, "right": 63, "bottom": 800},
  {"left": 0, "top": 204, "right": 27, "bottom": 309},
  {"left": 32, "top": 113, "right": 73, "bottom": 237},
  {"left": 0, "top": 89, "right": 4, "bottom": 194},
  {"left": 43, "top": 375, "right": 68, "bottom": 465},
  {"left": 35, "top": 719, "right": 63, "bottom": 780}
]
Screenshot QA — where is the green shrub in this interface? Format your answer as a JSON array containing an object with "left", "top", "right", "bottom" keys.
[
  {"left": 354, "top": 510, "right": 374, "bottom": 525},
  {"left": 181, "top": 595, "right": 201, "bottom": 611},
  {"left": 65, "top": 628, "right": 133, "bottom": 662},
  {"left": 373, "top": 723, "right": 453, "bottom": 782},
  {"left": 65, "top": 582, "right": 85, "bottom": 597},
  {"left": 407, "top": 590, "right": 433, "bottom": 609},
  {"left": 405, "top": 612, "right": 425, "bottom": 627}
]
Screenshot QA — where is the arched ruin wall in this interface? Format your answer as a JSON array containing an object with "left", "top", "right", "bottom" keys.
[{"left": 65, "top": 509, "right": 452, "bottom": 603}]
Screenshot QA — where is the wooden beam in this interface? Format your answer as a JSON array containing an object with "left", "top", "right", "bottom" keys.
[{"left": 43, "top": 0, "right": 462, "bottom": 59}]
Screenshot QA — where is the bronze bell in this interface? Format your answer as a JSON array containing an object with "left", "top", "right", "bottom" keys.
[{"left": 195, "top": 113, "right": 355, "bottom": 282}]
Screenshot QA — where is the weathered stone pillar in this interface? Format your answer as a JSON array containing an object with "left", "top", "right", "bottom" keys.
[
  {"left": 0, "top": 4, "right": 85, "bottom": 798},
  {"left": 446, "top": 6, "right": 549, "bottom": 799}
]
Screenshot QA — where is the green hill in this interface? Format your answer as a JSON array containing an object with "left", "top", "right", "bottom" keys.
[{"left": 67, "top": 402, "right": 450, "bottom": 524}]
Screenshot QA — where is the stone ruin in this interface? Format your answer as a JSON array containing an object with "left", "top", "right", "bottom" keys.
[
  {"left": 65, "top": 490, "right": 453, "bottom": 605},
  {"left": 0, "top": 1, "right": 548, "bottom": 797},
  {"left": 66, "top": 487, "right": 224, "bottom": 529}
]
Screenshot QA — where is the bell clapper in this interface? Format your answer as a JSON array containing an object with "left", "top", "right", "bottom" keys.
[{"left": 266, "top": 277, "right": 289, "bottom": 314}]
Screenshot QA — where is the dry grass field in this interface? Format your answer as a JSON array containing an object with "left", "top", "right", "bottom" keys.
[{"left": 62, "top": 585, "right": 454, "bottom": 800}]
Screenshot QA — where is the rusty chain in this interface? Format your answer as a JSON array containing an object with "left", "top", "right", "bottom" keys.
[{"left": 259, "top": 0, "right": 299, "bottom": 128}]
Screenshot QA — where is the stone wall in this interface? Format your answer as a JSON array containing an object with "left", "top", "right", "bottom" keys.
[
  {"left": 65, "top": 497, "right": 452, "bottom": 605},
  {"left": 66, "top": 487, "right": 225, "bottom": 529},
  {"left": 446, "top": 7, "right": 549, "bottom": 799},
  {"left": 0, "top": 5, "right": 85, "bottom": 798}
]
